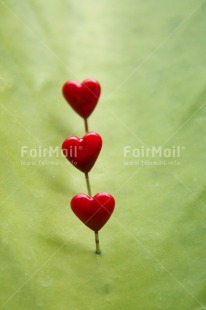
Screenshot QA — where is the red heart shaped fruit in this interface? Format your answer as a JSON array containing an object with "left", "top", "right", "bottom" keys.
[
  {"left": 62, "top": 79, "right": 101, "bottom": 119},
  {"left": 62, "top": 132, "right": 102, "bottom": 173},
  {"left": 71, "top": 193, "right": 115, "bottom": 231}
]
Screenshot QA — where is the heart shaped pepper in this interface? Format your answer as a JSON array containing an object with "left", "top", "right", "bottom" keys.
[
  {"left": 62, "top": 79, "right": 101, "bottom": 119},
  {"left": 62, "top": 132, "right": 102, "bottom": 173},
  {"left": 71, "top": 193, "right": 115, "bottom": 231}
]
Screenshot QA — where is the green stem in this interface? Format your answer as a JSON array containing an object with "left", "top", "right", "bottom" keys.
[
  {"left": 95, "top": 231, "right": 101, "bottom": 255},
  {"left": 84, "top": 122, "right": 101, "bottom": 255},
  {"left": 84, "top": 118, "right": 89, "bottom": 133},
  {"left": 85, "top": 172, "right": 92, "bottom": 196}
]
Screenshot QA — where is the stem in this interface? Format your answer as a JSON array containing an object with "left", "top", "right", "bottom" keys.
[
  {"left": 95, "top": 231, "right": 101, "bottom": 255},
  {"left": 85, "top": 172, "right": 92, "bottom": 196},
  {"left": 84, "top": 118, "right": 89, "bottom": 133},
  {"left": 85, "top": 173, "right": 101, "bottom": 255},
  {"left": 84, "top": 121, "right": 101, "bottom": 255}
]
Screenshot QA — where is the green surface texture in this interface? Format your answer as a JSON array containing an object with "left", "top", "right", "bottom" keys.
[{"left": 1, "top": 0, "right": 206, "bottom": 309}]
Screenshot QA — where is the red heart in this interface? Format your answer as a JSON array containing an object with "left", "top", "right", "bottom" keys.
[
  {"left": 71, "top": 193, "right": 115, "bottom": 231},
  {"left": 62, "top": 132, "right": 102, "bottom": 173},
  {"left": 62, "top": 79, "right": 101, "bottom": 119}
]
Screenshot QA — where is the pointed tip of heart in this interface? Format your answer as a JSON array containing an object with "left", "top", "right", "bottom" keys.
[{"left": 62, "top": 78, "right": 101, "bottom": 119}]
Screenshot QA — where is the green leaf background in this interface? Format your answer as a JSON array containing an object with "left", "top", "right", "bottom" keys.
[{"left": 1, "top": 0, "right": 206, "bottom": 309}]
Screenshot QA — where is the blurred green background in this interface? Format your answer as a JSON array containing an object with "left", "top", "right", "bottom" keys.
[{"left": 1, "top": 0, "right": 206, "bottom": 309}]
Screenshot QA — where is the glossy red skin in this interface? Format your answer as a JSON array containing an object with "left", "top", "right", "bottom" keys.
[
  {"left": 71, "top": 193, "right": 115, "bottom": 231},
  {"left": 62, "top": 131, "right": 102, "bottom": 173},
  {"left": 62, "top": 78, "right": 101, "bottom": 119}
]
